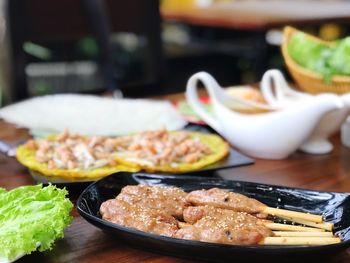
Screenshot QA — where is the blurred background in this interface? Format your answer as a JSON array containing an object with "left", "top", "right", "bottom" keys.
[{"left": 0, "top": 0, "right": 349, "bottom": 105}]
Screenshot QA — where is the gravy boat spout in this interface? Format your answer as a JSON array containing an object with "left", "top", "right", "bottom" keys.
[{"left": 186, "top": 72, "right": 343, "bottom": 159}]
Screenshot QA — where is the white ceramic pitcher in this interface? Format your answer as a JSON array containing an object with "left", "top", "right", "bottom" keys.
[{"left": 186, "top": 72, "right": 343, "bottom": 159}]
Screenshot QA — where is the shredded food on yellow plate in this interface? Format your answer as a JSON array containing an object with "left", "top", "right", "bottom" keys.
[
  {"left": 113, "top": 129, "right": 229, "bottom": 173},
  {"left": 16, "top": 129, "right": 139, "bottom": 179},
  {"left": 16, "top": 128, "right": 230, "bottom": 177}
]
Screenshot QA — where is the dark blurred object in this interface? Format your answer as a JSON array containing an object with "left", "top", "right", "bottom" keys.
[
  {"left": 161, "top": 0, "right": 350, "bottom": 91},
  {"left": 6, "top": 0, "right": 163, "bottom": 101}
]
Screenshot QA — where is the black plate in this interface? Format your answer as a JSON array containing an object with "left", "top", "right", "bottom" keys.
[
  {"left": 29, "top": 170, "right": 93, "bottom": 194},
  {"left": 77, "top": 172, "right": 350, "bottom": 262},
  {"left": 29, "top": 170, "right": 94, "bottom": 184}
]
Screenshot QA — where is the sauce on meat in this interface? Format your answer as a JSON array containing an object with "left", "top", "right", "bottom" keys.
[
  {"left": 100, "top": 199, "right": 179, "bottom": 237},
  {"left": 117, "top": 185, "right": 189, "bottom": 219},
  {"left": 178, "top": 206, "right": 272, "bottom": 245},
  {"left": 186, "top": 188, "right": 267, "bottom": 215},
  {"left": 100, "top": 185, "right": 274, "bottom": 245}
]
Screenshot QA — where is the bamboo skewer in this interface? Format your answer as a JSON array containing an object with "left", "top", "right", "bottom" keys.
[
  {"left": 177, "top": 217, "right": 339, "bottom": 245},
  {"left": 279, "top": 216, "right": 333, "bottom": 231},
  {"left": 178, "top": 222, "right": 339, "bottom": 245},
  {"left": 260, "top": 237, "right": 341, "bottom": 246},
  {"left": 264, "top": 223, "right": 325, "bottom": 232},
  {"left": 179, "top": 221, "right": 326, "bottom": 233},
  {"left": 263, "top": 207, "right": 323, "bottom": 223},
  {"left": 273, "top": 231, "right": 334, "bottom": 237},
  {"left": 178, "top": 222, "right": 191, "bottom": 228}
]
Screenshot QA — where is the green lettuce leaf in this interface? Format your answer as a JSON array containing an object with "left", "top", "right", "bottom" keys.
[
  {"left": 0, "top": 188, "right": 6, "bottom": 195},
  {"left": 0, "top": 184, "right": 73, "bottom": 262},
  {"left": 288, "top": 32, "right": 332, "bottom": 77},
  {"left": 288, "top": 31, "right": 350, "bottom": 83},
  {"left": 328, "top": 37, "right": 350, "bottom": 75}
]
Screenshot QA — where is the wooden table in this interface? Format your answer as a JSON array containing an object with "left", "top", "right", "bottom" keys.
[{"left": 1, "top": 109, "right": 350, "bottom": 262}]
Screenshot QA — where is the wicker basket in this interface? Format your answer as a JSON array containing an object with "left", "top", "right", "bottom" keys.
[{"left": 282, "top": 26, "right": 350, "bottom": 94}]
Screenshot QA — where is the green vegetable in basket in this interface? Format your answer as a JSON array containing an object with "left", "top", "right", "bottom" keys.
[
  {"left": 288, "top": 32, "right": 333, "bottom": 81},
  {"left": 0, "top": 184, "right": 73, "bottom": 263},
  {"left": 288, "top": 33, "right": 330, "bottom": 72},
  {"left": 288, "top": 31, "right": 350, "bottom": 83},
  {"left": 328, "top": 37, "right": 350, "bottom": 75}
]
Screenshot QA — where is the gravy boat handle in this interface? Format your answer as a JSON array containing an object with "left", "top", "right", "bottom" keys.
[
  {"left": 260, "top": 69, "right": 308, "bottom": 107},
  {"left": 186, "top": 72, "right": 223, "bottom": 132}
]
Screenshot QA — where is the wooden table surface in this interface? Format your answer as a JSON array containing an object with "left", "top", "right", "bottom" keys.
[
  {"left": 162, "top": 0, "right": 350, "bottom": 30},
  {"left": 1, "top": 106, "right": 350, "bottom": 262}
]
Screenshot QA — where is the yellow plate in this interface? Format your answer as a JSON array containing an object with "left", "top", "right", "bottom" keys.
[
  {"left": 114, "top": 131, "right": 229, "bottom": 173},
  {"left": 16, "top": 144, "right": 139, "bottom": 180}
]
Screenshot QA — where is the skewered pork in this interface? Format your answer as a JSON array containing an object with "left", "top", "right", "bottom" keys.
[
  {"left": 100, "top": 199, "right": 179, "bottom": 237},
  {"left": 117, "top": 185, "right": 189, "bottom": 218},
  {"left": 177, "top": 206, "right": 273, "bottom": 245}
]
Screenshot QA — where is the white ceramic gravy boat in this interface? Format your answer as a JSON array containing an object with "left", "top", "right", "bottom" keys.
[
  {"left": 186, "top": 72, "right": 343, "bottom": 159},
  {"left": 261, "top": 69, "right": 350, "bottom": 154}
]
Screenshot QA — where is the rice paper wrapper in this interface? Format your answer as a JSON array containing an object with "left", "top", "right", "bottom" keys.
[{"left": 0, "top": 94, "right": 187, "bottom": 136}]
